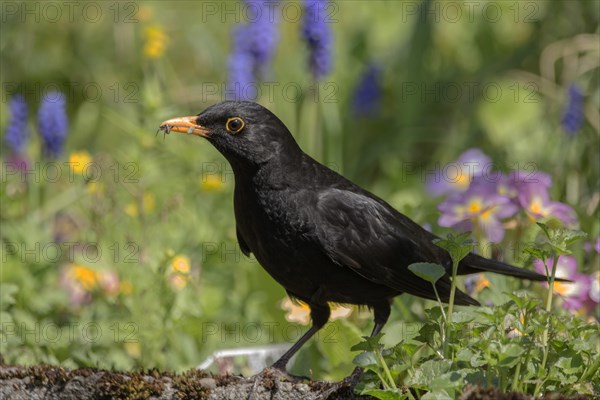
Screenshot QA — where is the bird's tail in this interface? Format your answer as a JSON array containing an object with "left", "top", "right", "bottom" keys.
[{"left": 458, "top": 253, "right": 567, "bottom": 282}]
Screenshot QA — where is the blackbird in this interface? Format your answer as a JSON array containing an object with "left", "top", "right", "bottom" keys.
[{"left": 160, "top": 101, "right": 553, "bottom": 374}]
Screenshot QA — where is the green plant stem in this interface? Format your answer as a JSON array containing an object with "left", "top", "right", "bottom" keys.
[
  {"left": 443, "top": 258, "right": 459, "bottom": 358},
  {"left": 376, "top": 350, "right": 397, "bottom": 390},
  {"left": 581, "top": 353, "right": 600, "bottom": 382},
  {"left": 511, "top": 361, "right": 522, "bottom": 391},
  {"left": 534, "top": 256, "right": 560, "bottom": 397}
]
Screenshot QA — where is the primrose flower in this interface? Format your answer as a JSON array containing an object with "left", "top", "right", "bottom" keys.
[
  {"left": 534, "top": 256, "right": 591, "bottom": 312},
  {"left": 427, "top": 148, "right": 493, "bottom": 196},
  {"left": 438, "top": 178, "right": 518, "bottom": 242},
  {"left": 38, "top": 91, "right": 68, "bottom": 158},
  {"left": 302, "top": 0, "right": 332, "bottom": 79},
  {"left": 516, "top": 175, "right": 577, "bottom": 226},
  {"left": 561, "top": 84, "right": 584, "bottom": 136},
  {"left": 4, "top": 94, "right": 29, "bottom": 154}
]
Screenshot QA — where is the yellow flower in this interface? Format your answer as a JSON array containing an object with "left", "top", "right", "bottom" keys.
[
  {"left": 125, "top": 342, "right": 141, "bottom": 358},
  {"left": 200, "top": 175, "right": 225, "bottom": 192},
  {"left": 69, "top": 151, "right": 93, "bottom": 175},
  {"left": 125, "top": 202, "right": 139, "bottom": 217},
  {"left": 125, "top": 192, "right": 155, "bottom": 217},
  {"left": 71, "top": 265, "right": 98, "bottom": 291},
  {"left": 169, "top": 255, "right": 191, "bottom": 274},
  {"left": 142, "top": 192, "right": 155, "bottom": 213},
  {"left": 144, "top": 25, "right": 167, "bottom": 59}
]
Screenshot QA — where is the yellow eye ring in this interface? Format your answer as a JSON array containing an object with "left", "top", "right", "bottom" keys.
[{"left": 226, "top": 117, "right": 245, "bottom": 133}]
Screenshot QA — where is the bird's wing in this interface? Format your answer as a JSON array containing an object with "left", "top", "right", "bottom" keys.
[{"left": 312, "top": 188, "right": 478, "bottom": 305}]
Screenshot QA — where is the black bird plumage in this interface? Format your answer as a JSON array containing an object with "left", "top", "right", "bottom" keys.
[{"left": 160, "top": 101, "right": 553, "bottom": 372}]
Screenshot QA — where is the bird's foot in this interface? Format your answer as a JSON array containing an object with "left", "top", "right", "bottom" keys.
[{"left": 245, "top": 366, "right": 309, "bottom": 400}]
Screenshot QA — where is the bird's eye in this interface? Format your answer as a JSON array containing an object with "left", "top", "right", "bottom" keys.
[{"left": 225, "top": 117, "right": 245, "bottom": 133}]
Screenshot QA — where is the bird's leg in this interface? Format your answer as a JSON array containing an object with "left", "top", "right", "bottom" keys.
[
  {"left": 271, "top": 323, "right": 322, "bottom": 372},
  {"left": 246, "top": 302, "right": 330, "bottom": 400},
  {"left": 315, "top": 302, "right": 392, "bottom": 400},
  {"left": 347, "top": 300, "right": 392, "bottom": 384}
]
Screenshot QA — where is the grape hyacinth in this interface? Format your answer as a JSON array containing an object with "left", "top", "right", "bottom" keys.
[
  {"left": 302, "top": 0, "right": 332, "bottom": 79},
  {"left": 352, "top": 64, "right": 381, "bottom": 117},
  {"left": 38, "top": 91, "right": 68, "bottom": 158},
  {"left": 228, "top": 1, "right": 280, "bottom": 100},
  {"left": 4, "top": 94, "right": 29, "bottom": 154},
  {"left": 561, "top": 84, "right": 584, "bottom": 136}
]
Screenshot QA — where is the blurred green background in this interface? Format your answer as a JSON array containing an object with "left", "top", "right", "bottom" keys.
[{"left": 1, "top": 0, "right": 598, "bottom": 379}]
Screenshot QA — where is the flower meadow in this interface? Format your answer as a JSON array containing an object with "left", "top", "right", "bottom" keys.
[{"left": 1, "top": 1, "right": 598, "bottom": 397}]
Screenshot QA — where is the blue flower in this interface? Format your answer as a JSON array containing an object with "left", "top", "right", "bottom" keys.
[
  {"left": 302, "top": 0, "right": 332, "bottom": 79},
  {"left": 4, "top": 94, "right": 29, "bottom": 154},
  {"left": 352, "top": 64, "right": 381, "bottom": 117},
  {"left": 38, "top": 91, "right": 68, "bottom": 158},
  {"left": 561, "top": 84, "right": 584, "bottom": 135},
  {"left": 228, "top": 1, "right": 280, "bottom": 100}
]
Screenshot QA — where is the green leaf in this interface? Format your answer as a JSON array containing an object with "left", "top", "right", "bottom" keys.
[
  {"left": 408, "top": 262, "right": 446, "bottom": 284},
  {"left": 497, "top": 343, "right": 525, "bottom": 368},
  {"left": 0, "top": 284, "right": 18, "bottom": 310},
  {"left": 434, "top": 233, "right": 475, "bottom": 263},
  {"left": 410, "top": 359, "right": 452, "bottom": 385},
  {"left": 351, "top": 333, "right": 384, "bottom": 352},
  {"left": 361, "top": 388, "right": 408, "bottom": 400},
  {"left": 421, "top": 389, "right": 452, "bottom": 400},
  {"left": 353, "top": 351, "right": 379, "bottom": 370}
]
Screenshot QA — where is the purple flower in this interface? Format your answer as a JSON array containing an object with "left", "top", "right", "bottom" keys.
[
  {"left": 302, "top": 0, "right": 332, "bottom": 79},
  {"left": 427, "top": 148, "right": 493, "bottom": 196},
  {"left": 4, "top": 94, "right": 29, "bottom": 154},
  {"left": 228, "top": 1, "right": 280, "bottom": 100},
  {"left": 244, "top": 1, "right": 279, "bottom": 74},
  {"left": 583, "top": 236, "right": 600, "bottom": 254},
  {"left": 516, "top": 175, "right": 577, "bottom": 226},
  {"left": 38, "top": 91, "right": 68, "bottom": 158},
  {"left": 534, "top": 256, "right": 591, "bottom": 312},
  {"left": 228, "top": 31, "right": 256, "bottom": 101},
  {"left": 352, "top": 64, "right": 381, "bottom": 117},
  {"left": 438, "top": 178, "right": 518, "bottom": 242},
  {"left": 561, "top": 84, "right": 584, "bottom": 136}
]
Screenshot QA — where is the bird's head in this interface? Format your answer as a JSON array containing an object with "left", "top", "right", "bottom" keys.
[{"left": 159, "top": 101, "right": 301, "bottom": 169}]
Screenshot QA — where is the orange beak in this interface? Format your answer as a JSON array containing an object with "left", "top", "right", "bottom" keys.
[{"left": 159, "top": 116, "right": 210, "bottom": 137}]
